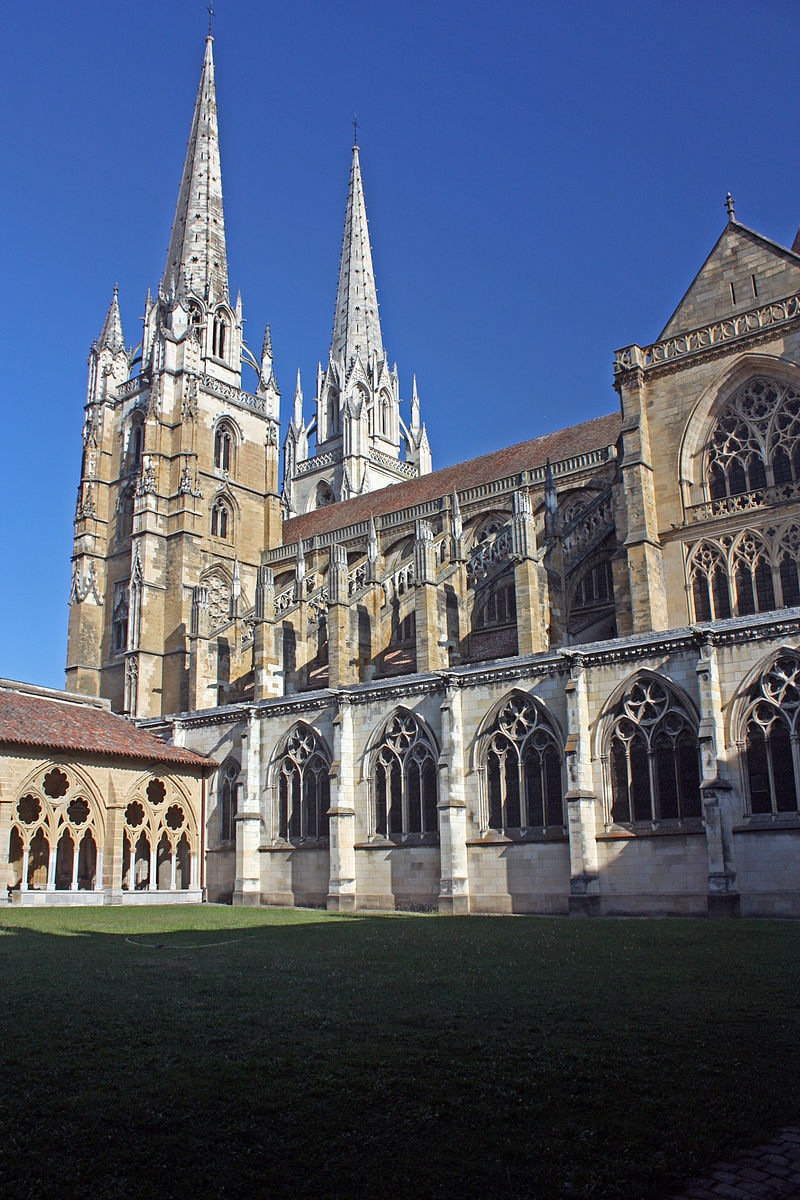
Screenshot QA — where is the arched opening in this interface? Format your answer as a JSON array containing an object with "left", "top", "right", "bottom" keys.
[
  {"left": 371, "top": 712, "right": 438, "bottom": 838},
  {"left": 275, "top": 726, "right": 331, "bottom": 842},
  {"left": 480, "top": 695, "right": 563, "bottom": 833},
  {"left": 604, "top": 677, "right": 701, "bottom": 825}
]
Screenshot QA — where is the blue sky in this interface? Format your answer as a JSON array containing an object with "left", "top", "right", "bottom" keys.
[{"left": 2, "top": 0, "right": 799, "bottom": 688}]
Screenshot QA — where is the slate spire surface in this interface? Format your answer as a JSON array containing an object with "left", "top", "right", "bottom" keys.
[
  {"left": 330, "top": 139, "right": 383, "bottom": 366},
  {"left": 162, "top": 35, "right": 229, "bottom": 302}
]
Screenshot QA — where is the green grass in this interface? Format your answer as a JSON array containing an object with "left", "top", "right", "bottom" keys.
[{"left": 1, "top": 908, "right": 798, "bottom": 1200}]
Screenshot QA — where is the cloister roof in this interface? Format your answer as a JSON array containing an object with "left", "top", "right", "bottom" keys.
[{"left": 0, "top": 683, "right": 212, "bottom": 770}]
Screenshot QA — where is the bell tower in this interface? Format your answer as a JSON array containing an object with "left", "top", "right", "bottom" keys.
[{"left": 66, "top": 32, "right": 282, "bottom": 718}]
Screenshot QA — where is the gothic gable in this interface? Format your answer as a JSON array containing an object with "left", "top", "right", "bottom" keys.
[{"left": 659, "top": 223, "right": 800, "bottom": 341}]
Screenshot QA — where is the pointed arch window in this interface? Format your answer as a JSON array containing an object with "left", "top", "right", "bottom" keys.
[
  {"left": 214, "top": 421, "right": 236, "bottom": 474},
  {"left": 120, "top": 776, "right": 195, "bottom": 891},
  {"left": 705, "top": 377, "right": 800, "bottom": 502},
  {"left": 372, "top": 713, "right": 438, "bottom": 838},
  {"left": 112, "top": 579, "right": 129, "bottom": 653},
  {"left": 688, "top": 542, "right": 732, "bottom": 622},
  {"left": 7, "top": 769, "right": 103, "bottom": 895},
  {"left": 327, "top": 390, "right": 339, "bottom": 436},
  {"left": 741, "top": 654, "right": 800, "bottom": 815},
  {"left": 218, "top": 758, "right": 239, "bottom": 843},
  {"left": 480, "top": 695, "right": 563, "bottom": 833},
  {"left": 212, "top": 312, "right": 228, "bottom": 360},
  {"left": 275, "top": 727, "right": 331, "bottom": 841},
  {"left": 604, "top": 678, "right": 701, "bottom": 825},
  {"left": 211, "top": 496, "right": 232, "bottom": 540}
]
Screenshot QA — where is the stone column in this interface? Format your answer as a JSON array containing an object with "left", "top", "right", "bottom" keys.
[
  {"left": 327, "top": 698, "right": 357, "bottom": 912},
  {"left": 233, "top": 710, "right": 263, "bottom": 906},
  {"left": 438, "top": 680, "right": 470, "bottom": 914},
  {"left": 47, "top": 846, "right": 57, "bottom": 892},
  {"left": 511, "top": 490, "right": 548, "bottom": 656},
  {"left": 562, "top": 653, "right": 601, "bottom": 915},
  {"left": 414, "top": 520, "right": 446, "bottom": 672},
  {"left": 696, "top": 636, "right": 738, "bottom": 915}
]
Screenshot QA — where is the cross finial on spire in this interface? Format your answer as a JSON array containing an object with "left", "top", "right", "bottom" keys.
[
  {"left": 207, "top": 2, "right": 214, "bottom": 37},
  {"left": 725, "top": 192, "right": 735, "bottom": 221},
  {"left": 353, "top": 113, "right": 358, "bottom": 149}
]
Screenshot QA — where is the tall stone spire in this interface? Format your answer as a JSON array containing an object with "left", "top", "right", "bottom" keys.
[
  {"left": 98, "top": 285, "right": 125, "bottom": 353},
  {"left": 330, "top": 138, "right": 383, "bottom": 365},
  {"left": 162, "top": 35, "right": 228, "bottom": 302}
]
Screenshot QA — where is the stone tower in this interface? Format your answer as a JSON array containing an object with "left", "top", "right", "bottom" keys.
[
  {"left": 281, "top": 136, "right": 432, "bottom": 516},
  {"left": 66, "top": 33, "right": 281, "bottom": 719}
]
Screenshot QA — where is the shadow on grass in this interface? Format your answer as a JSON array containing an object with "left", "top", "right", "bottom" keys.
[{"left": 1, "top": 910, "right": 799, "bottom": 1200}]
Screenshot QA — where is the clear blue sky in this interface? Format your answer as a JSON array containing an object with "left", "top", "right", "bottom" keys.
[{"left": 2, "top": 0, "right": 799, "bottom": 688}]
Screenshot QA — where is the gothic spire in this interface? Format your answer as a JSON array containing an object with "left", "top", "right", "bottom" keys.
[
  {"left": 98, "top": 285, "right": 125, "bottom": 353},
  {"left": 330, "top": 140, "right": 383, "bottom": 366},
  {"left": 162, "top": 35, "right": 228, "bottom": 302}
]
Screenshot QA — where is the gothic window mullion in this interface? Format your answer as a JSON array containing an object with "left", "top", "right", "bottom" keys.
[
  {"left": 646, "top": 745, "right": 658, "bottom": 822},
  {"left": 764, "top": 731, "right": 778, "bottom": 815},
  {"left": 790, "top": 731, "right": 800, "bottom": 815}
]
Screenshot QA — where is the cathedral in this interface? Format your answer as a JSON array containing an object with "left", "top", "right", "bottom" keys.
[{"left": 7, "top": 29, "right": 800, "bottom": 914}]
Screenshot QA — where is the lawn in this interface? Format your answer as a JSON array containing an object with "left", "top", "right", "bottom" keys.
[{"left": 1, "top": 908, "right": 798, "bottom": 1200}]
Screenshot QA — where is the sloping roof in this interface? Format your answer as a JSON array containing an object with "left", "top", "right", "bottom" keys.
[
  {"left": 283, "top": 410, "right": 621, "bottom": 544},
  {"left": 0, "top": 685, "right": 212, "bottom": 770}
]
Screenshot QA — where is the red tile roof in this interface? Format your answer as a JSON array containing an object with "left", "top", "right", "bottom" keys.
[
  {"left": 0, "top": 687, "right": 213, "bottom": 770},
  {"left": 283, "top": 411, "right": 621, "bottom": 544}
]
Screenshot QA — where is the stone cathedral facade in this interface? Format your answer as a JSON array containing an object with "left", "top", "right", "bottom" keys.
[{"left": 49, "top": 33, "right": 800, "bottom": 913}]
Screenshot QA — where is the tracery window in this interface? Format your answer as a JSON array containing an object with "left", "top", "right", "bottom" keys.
[
  {"left": 741, "top": 654, "right": 800, "bottom": 815},
  {"left": 120, "top": 777, "right": 195, "bottom": 891},
  {"left": 706, "top": 377, "right": 800, "bottom": 500},
  {"left": 605, "top": 678, "right": 701, "bottom": 824},
  {"left": 218, "top": 758, "right": 239, "bottom": 843},
  {"left": 480, "top": 695, "right": 563, "bottom": 833},
  {"left": 276, "top": 726, "right": 331, "bottom": 841},
  {"left": 7, "top": 767, "right": 102, "bottom": 894},
  {"left": 372, "top": 712, "right": 438, "bottom": 838},
  {"left": 214, "top": 422, "right": 235, "bottom": 473},
  {"left": 211, "top": 496, "right": 232, "bottom": 540},
  {"left": 688, "top": 525, "right": 800, "bottom": 621}
]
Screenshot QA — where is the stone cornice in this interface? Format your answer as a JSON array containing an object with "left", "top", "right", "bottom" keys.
[
  {"left": 140, "top": 610, "right": 800, "bottom": 733},
  {"left": 615, "top": 291, "right": 800, "bottom": 382}
]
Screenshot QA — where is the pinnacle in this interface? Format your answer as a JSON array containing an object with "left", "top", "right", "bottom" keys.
[{"left": 98, "top": 285, "right": 126, "bottom": 354}]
